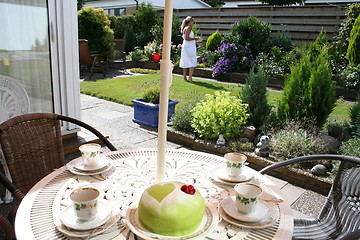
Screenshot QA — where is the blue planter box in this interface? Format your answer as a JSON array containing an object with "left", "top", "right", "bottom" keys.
[{"left": 132, "top": 99, "right": 178, "bottom": 128}]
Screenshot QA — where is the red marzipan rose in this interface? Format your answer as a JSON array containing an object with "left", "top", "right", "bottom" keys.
[{"left": 181, "top": 185, "right": 196, "bottom": 195}]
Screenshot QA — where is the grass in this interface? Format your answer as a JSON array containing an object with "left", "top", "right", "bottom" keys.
[{"left": 80, "top": 74, "right": 354, "bottom": 121}]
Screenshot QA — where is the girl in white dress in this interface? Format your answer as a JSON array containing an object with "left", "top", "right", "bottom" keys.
[{"left": 179, "top": 16, "right": 199, "bottom": 83}]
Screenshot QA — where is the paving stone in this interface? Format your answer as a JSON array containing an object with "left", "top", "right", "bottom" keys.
[{"left": 280, "top": 183, "right": 307, "bottom": 205}]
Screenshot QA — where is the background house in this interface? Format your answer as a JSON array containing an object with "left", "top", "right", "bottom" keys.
[
  {"left": 85, "top": 0, "right": 211, "bottom": 16},
  {"left": 223, "top": 0, "right": 360, "bottom": 7}
]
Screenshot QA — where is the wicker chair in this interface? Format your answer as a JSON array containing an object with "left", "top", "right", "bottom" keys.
[
  {"left": 0, "top": 113, "right": 117, "bottom": 194},
  {"left": 259, "top": 154, "right": 360, "bottom": 240},
  {"left": 0, "top": 171, "right": 24, "bottom": 240}
]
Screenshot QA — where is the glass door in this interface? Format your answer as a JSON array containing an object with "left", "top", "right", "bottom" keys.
[{"left": 0, "top": 0, "right": 54, "bottom": 123}]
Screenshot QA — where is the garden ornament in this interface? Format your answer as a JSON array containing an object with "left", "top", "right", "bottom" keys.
[
  {"left": 254, "top": 135, "right": 270, "bottom": 157},
  {"left": 311, "top": 164, "right": 328, "bottom": 176},
  {"left": 216, "top": 134, "right": 226, "bottom": 145}
]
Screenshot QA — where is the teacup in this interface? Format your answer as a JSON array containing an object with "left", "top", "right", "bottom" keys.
[
  {"left": 79, "top": 143, "right": 101, "bottom": 167},
  {"left": 70, "top": 187, "right": 100, "bottom": 221},
  {"left": 224, "top": 153, "right": 247, "bottom": 178},
  {"left": 234, "top": 183, "right": 262, "bottom": 214}
]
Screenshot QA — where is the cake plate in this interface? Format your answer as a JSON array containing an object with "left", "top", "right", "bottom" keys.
[{"left": 125, "top": 203, "right": 219, "bottom": 240}]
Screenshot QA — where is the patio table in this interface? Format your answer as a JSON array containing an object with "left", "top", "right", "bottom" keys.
[{"left": 15, "top": 148, "right": 293, "bottom": 240}]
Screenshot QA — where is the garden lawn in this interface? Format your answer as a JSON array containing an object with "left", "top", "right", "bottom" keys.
[{"left": 80, "top": 74, "right": 353, "bottom": 121}]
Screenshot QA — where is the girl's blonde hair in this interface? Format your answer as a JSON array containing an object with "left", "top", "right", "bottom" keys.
[{"left": 181, "top": 16, "right": 194, "bottom": 33}]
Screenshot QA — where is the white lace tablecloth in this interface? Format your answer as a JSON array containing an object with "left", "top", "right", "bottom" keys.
[{"left": 15, "top": 148, "right": 293, "bottom": 240}]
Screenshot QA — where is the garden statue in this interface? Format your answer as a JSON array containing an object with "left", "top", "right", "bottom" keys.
[
  {"left": 216, "top": 134, "right": 226, "bottom": 145},
  {"left": 255, "top": 135, "right": 270, "bottom": 157},
  {"left": 311, "top": 164, "right": 328, "bottom": 176}
]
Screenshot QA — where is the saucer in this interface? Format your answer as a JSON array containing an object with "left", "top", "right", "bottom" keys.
[
  {"left": 66, "top": 160, "right": 113, "bottom": 176},
  {"left": 221, "top": 196, "right": 269, "bottom": 222},
  {"left": 59, "top": 200, "right": 112, "bottom": 231},
  {"left": 219, "top": 205, "right": 279, "bottom": 229},
  {"left": 74, "top": 157, "right": 110, "bottom": 172},
  {"left": 125, "top": 203, "right": 219, "bottom": 240},
  {"left": 216, "top": 166, "right": 253, "bottom": 182}
]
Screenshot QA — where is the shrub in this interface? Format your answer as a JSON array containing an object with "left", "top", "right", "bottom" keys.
[
  {"left": 340, "top": 138, "right": 360, "bottom": 157},
  {"left": 228, "top": 141, "right": 255, "bottom": 152},
  {"left": 350, "top": 96, "right": 360, "bottom": 137},
  {"left": 206, "top": 31, "right": 223, "bottom": 51},
  {"left": 124, "top": 23, "right": 136, "bottom": 52},
  {"left": 212, "top": 41, "right": 254, "bottom": 75},
  {"left": 191, "top": 91, "right": 249, "bottom": 140},
  {"left": 134, "top": 3, "right": 160, "bottom": 48},
  {"left": 346, "top": 14, "right": 360, "bottom": 66},
  {"left": 151, "top": 15, "right": 183, "bottom": 46},
  {"left": 228, "top": 17, "right": 271, "bottom": 57},
  {"left": 171, "top": 100, "right": 199, "bottom": 133},
  {"left": 127, "top": 48, "right": 144, "bottom": 61},
  {"left": 143, "top": 41, "right": 161, "bottom": 60},
  {"left": 321, "top": 119, "right": 351, "bottom": 142},
  {"left": 270, "top": 123, "right": 317, "bottom": 161},
  {"left": 142, "top": 86, "right": 160, "bottom": 104},
  {"left": 271, "top": 27, "right": 293, "bottom": 52},
  {"left": 78, "top": 7, "right": 114, "bottom": 56},
  {"left": 257, "top": 46, "right": 298, "bottom": 76},
  {"left": 278, "top": 48, "right": 336, "bottom": 128},
  {"left": 109, "top": 15, "right": 136, "bottom": 40},
  {"left": 339, "top": 64, "right": 360, "bottom": 89},
  {"left": 241, "top": 66, "right": 271, "bottom": 129}
]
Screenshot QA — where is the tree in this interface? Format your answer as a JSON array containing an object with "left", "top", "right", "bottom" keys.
[
  {"left": 203, "top": 0, "right": 224, "bottom": 7},
  {"left": 346, "top": 14, "right": 360, "bottom": 66},
  {"left": 77, "top": 0, "right": 86, "bottom": 10}
]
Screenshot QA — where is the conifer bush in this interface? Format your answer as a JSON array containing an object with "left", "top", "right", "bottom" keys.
[
  {"left": 206, "top": 31, "right": 223, "bottom": 51},
  {"left": 346, "top": 14, "right": 360, "bottom": 66},
  {"left": 241, "top": 66, "right": 271, "bottom": 129},
  {"left": 278, "top": 45, "right": 336, "bottom": 128}
]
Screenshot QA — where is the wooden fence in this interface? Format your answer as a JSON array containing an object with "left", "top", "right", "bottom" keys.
[{"left": 158, "top": 4, "right": 347, "bottom": 42}]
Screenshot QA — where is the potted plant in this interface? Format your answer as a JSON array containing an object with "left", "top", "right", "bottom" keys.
[{"left": 132, "top": 85, "right": 178, "bottom": 128}]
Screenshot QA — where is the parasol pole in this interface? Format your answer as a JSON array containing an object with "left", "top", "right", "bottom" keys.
[{"left": 156, "top": 0, "right": 174, "bottom": 183}]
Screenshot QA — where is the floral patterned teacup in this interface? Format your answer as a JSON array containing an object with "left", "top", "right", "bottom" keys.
[
  {"left": 224, "top": 153, "right": 247, "bottom": 178},
  {"left": 70, "top": 187, "right": 100, "bottom": 221},
  {"left": 79, "top": 143, "right": 101, "bottom": 167},
  {"left": 234, "top": 183, "right": 262, "bottom": 214}
]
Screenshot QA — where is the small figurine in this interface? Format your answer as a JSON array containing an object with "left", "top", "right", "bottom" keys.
[
  {"left": 216, "top": 134, "right": 226, "bottom": 145},
  {"left": 254, "top": 135, "right": 270, "bottom": 157}
]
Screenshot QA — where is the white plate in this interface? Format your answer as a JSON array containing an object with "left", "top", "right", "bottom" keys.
[
  {"left": 221, "top": 196, "right": 269, "bottom": 222},
  {"left": 66, "top": 160, "right": 113, "bottom": 176},
  {"left": 210, "top": 166, "right": 253, "bottom": 185},
  {"left": 125, "top": 203, "right": 219, "bottom": 240},
  {"left": 59, "top": 200, "right": 113, "bottom": 231},
  {"left": 74, "top": 157, "right": 110, "bottom": 172}
]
